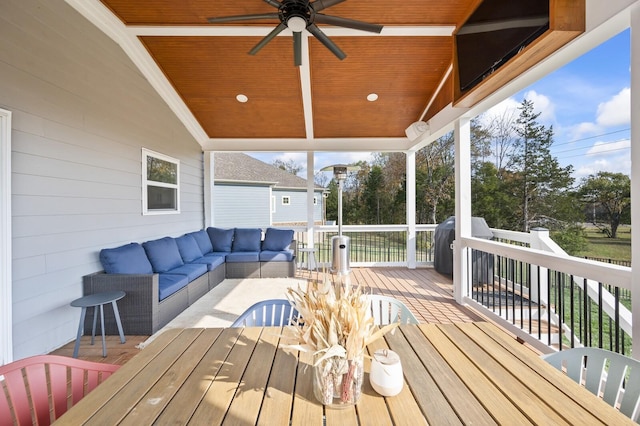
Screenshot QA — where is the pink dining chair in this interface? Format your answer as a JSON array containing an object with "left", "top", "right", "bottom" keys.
[{"left": 0, "top": 354, "right": 120, "bottom": 425}]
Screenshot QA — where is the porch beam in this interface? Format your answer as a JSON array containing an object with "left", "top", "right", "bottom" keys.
[
  {"left": 307, "top": 152, "right": 315, "bottom": 247},
  {"left": 204, "top": 151, "right": 214, "bottom": 227}
]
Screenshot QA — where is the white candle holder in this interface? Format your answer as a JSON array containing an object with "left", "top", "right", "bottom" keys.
[{"left": 369, "top": 349, "right": 403, "bottom": 397}]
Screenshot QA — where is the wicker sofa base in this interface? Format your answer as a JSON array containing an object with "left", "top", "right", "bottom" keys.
[
  {"left": 226, "top": 261, "right": 261, "bottom": 279},
  {"left": 260, "top": 261, "right": 296, "bottom": 278},
  {"left": 82, "top": 262, "right": 225, "bottom": 336}
]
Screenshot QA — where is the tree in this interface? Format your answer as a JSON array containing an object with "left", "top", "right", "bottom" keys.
[
  {"left": 416, "top": 132, "right": 455, "bottom": 223},
  {"left": 273, "top": 159, "right": 303, "bottom": 175},
  {"left": 362, "top": 165, "right": 385, "bottom": 224},
  {"left": 511, "top": 99, "right": 574, "bottom": 231},
  {"left": 578, "top": 172, "right": 630, "bottom": 238}
]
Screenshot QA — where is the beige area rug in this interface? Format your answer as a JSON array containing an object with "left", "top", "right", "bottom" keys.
[{"left": 139, "top": 277, "right": 307, "bottom": 348}]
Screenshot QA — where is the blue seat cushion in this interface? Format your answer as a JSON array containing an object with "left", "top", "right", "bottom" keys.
[
  {"left": 167, "top": 263, "right": 208, "bottom": 281},
  {"left": 190, "top": 254, "right": 225, "bottom": 271},
  {"left": 262, "top": 228, "right": 294, "bottom": 251},
  {"left": 259, "top": 250, "right": 295, "bottom": 262},
  {"left": 158, "top": 273, "right": 189, "bottom": 301},
  {"left": 226, "top": 252, "right": 260, "bottom": 262},
  {"left": 188, "top": 230, "right": 213, "bottom": 254},
  {"left": 143, "top": 237, "right": 184, "bottom": 273},
  {"left": 175, "top": 234, "right": 203, "bottom": 263},
  {"left": 207, "top": 227, "right": 234, "bottom": 252},
  {"left": 232, "top": 228, "right": 262, "bottom": 252},
  {"left": 100, "top": 243, "right": 153, "bottom": 274}
]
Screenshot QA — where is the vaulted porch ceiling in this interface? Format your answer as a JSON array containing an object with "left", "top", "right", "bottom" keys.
[{"left": 66, "top": 0, "right": 585, "bottom": 152}]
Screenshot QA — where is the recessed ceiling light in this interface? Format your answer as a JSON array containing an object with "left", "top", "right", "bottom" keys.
[
  {"left": 236, "top": 94, "right": 248, "bottom": 103},
  {"left": 367, "top": 93, "right": 378, "bottom": 102}
]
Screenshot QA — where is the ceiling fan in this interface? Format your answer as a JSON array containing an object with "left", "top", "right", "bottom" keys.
[{"left": 207, "top": 0, "right": 383, "bottom": 66}]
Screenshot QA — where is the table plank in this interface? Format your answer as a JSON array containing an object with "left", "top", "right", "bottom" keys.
[
  {"left": 54, "top": 328, "right": 185, "bottom": 425},
  {"left": 360, "top": 339, "right": 404, "bottom": 426},
  {"left": 119, "top": 328, "right": 222, "bottom": 425},
  {"left": 153, "top": 327, "right": 243, "bottom": 425},
  {"left": 438, "top": 324, "right": 573, "bottom": 424},
  {"left": 189, "top": 327, "right": 263, "bottom": 424},
  {"left": 223, "top": 328, "right": 281, "bottom": 425},
  {"left": 420, "top": 324, "right": 533, "bottom": 424},
  {"left": 473, "top": 322, "right": 635, "bottom": 425},
  {"left": 257, "top": 330, "right": 299, "bottom": 426},
  {"left": 400, "top": 325, "right": 495, "bottom": 425},
  {"left": 291, "top": 349, "right": 324, "bottom": 425}
]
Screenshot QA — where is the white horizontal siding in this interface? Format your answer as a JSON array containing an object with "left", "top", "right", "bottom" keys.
[
  {"left": 213, "top": 184, "right": 271, "bottom": 228},
  {"left": 2, "top": 0, "right": 206, "bottom": 358}
]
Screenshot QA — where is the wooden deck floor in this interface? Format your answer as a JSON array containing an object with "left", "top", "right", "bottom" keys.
[{"left": 50, "top": 267, "right": 486, "bottom": 365}]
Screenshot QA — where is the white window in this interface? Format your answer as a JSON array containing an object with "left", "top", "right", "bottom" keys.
[
  {"left": 271, "top": 195, "right": 276, "bottom": 213},
  {"left": 142, "top": 149, "right": 180, "bottom": 215},
  {"left": 313, "top": 196, "right": 318, "bottom": 205},
  {"left": 282, "top": 196, "right": 291, "bottom": 206}
]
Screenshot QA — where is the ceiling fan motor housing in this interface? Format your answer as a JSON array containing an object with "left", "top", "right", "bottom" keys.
[{"left": 280, "top": 1, "right": 312, "bottom": 31}]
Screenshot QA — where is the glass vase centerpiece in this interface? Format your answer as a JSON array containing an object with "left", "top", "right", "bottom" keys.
[{"left": 285, "top": 276, "right": 398, "bottom": 407}]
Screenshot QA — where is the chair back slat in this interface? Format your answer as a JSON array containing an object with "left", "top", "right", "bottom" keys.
[
  {"left": 47, "top": 363, "right": 69, "bottom": 420},
  {"left": 231, "top": 299, "right": 299, "bottom": 327},
  {"left": 543, "top": 347, "right": 640, "bottom": 421},
  {"left": 0, "top": 355, "right": 119, "bottom": 425},
  {"left": 367, "top": 295, "right": 419, "bottom": 325},
  {"left": 24, "top": 364, "right": 51, "bottom": 425}
]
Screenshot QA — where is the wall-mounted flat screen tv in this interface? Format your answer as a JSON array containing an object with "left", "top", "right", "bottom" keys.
[{"left": 456, "top": 0, "right": 549, "bottom": 95}]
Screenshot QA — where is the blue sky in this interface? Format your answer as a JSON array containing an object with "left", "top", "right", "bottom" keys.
[{"left": 250, "top": 28, "right": 631, "bottom": 183}]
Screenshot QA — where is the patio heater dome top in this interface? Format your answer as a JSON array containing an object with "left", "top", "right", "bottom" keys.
[{"left": 320, "top": 164, "right": 360, "bottom": 181}]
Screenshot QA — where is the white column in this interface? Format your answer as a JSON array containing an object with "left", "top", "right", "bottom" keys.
[
  {"left": 1, "top": 108, "right": 12, "bottom": 363},
  {"left": 406, "top": 150, "right": 417, "bottom": 269},
  {"left": 630, "top": 3, "right": 640, "bottom": 358},
  {"left": 307, "top": 152, "right": 315, "bottom": 247},
  {"left": 203, "top": 151, "right": 214, "bottom": 227},
  {"left": 453, "top": 117, "right": 472, "bottom": 304}
]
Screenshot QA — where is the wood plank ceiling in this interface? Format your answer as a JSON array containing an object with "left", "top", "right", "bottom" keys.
[{"left": 84, "top": 0, "right": 582, "bottom": 151}]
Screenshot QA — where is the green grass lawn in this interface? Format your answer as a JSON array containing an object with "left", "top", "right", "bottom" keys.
[{"left": 574, "top": 224, "right": 631, "bottom": 262}]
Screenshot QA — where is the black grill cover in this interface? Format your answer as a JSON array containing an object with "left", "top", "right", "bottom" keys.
[{"left": 434, "top": 216, "right": 493, "bottom": 277}]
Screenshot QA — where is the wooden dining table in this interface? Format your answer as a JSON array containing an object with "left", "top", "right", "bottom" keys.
[{"left": 56, "top": 322, "right": 634, "bottom": 425}]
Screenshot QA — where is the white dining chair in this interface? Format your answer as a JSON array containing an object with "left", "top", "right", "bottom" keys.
[
  {"left": 368, "top": 294, "right": 419, "bottom": 325},
  {"left": 542, "top": 347, "right": 640, "bottom": 421}
]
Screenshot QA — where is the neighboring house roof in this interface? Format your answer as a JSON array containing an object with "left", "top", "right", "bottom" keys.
[{"left": 214, "top": 152, "right": 323, "bottom": 190}]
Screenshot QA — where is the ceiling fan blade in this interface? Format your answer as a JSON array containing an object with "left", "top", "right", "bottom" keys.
[
  {"left": 262, "top": 0, "right": 282, "bottom": 8},
  {"left": 307, "top": 24, "right": 346, "bottom": 60},
  {"left": 249, "top": 22, "right": 287, "bottom": 55},
  {"left": 311, "top": 0, "right": 347, "bottom": 12},
  {"left": 293, "top": 31, "right": 302, "bottom": 66},
  {"left": 207, "top": 13, "right": 279, "bottom": 24},
  {"left": 314, "top": 14, "right": 383, "bottom": 33}
]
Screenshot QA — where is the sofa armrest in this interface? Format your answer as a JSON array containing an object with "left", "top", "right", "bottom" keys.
[{"left": 82, "top": 271, "right": 160, "bottom": 335}]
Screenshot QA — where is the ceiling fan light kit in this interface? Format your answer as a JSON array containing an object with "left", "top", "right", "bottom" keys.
[{"left": 207, "top": 0, "right": 383, "bottom": 66}]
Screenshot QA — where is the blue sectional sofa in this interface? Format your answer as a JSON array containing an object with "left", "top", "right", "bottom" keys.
[{"left": 82, "top": 227, "right": 296, "bottom": 335}]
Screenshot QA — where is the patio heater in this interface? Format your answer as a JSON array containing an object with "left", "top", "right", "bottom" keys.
[{"left": 321, "top": 164, "right": 360, "bottom": 276}]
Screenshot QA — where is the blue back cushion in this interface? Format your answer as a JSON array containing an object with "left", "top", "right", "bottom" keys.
[
  {"left": 143, "top": 237, "right": 184, "bottom": 273},
  {"left": 188, "top": 230, "right": 213, "bottom": 254},
  {"left": 99, "top": 243, "right": 153, "bottom": 274},
  {"left": 175, "top": 234, "right": 203, "bottom": 263},
  {"left": 207, "top": 227, "right": 234, "bottom": 252},
  {"left": 262, "top": 228, "right": 294, "bottom": 251},
  {"left": 232, "top": 228, "right": 262, "bottom": 252}
]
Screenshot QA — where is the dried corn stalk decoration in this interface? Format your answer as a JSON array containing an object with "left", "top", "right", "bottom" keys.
[{"left": 285, "top": 274, "right": 398, "bottom": 406}]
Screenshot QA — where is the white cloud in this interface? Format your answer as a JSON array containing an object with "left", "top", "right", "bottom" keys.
[
  {"left": 522, "top": 90, "right": 555, "bottom": 123},
  {"left": 574, "top": 154, "right": 631, "bottom": 180},
  {"left": 568, "top": 121, "right": 601, "bottom": 139},
  {"left": 585, "top": 138, "right": 630, "bottom": 156},
  {"left": 596, "top": 87, "right": 630, "bottom": 127}
]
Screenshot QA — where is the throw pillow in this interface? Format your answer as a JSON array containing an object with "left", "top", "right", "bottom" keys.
[
  {"left": 232, "top": 228, "right": 262, "bottom": 252},
  {"left": 262, "top": 228, "right": 294, "bottom": 251},
  {"left": 207, "top": 227, "right": 234, "bottom": 252},
  {"left": 100, "top": 243, "right": 153, "bottom": 274},
  {"left": 175, "top": 234, "right": 204, "bottom": 263}
]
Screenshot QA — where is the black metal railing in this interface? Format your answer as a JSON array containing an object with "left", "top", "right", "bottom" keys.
[{"left": 469, "top": 249, "right": 632, "bottom": 355}]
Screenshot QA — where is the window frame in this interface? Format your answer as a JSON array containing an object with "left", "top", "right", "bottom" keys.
[
  {"left": 281, "top": 195, "right": 291, "bottom": 206},
  {"left": 142, "top": 148, "right": 180, "bottom": 215}
]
